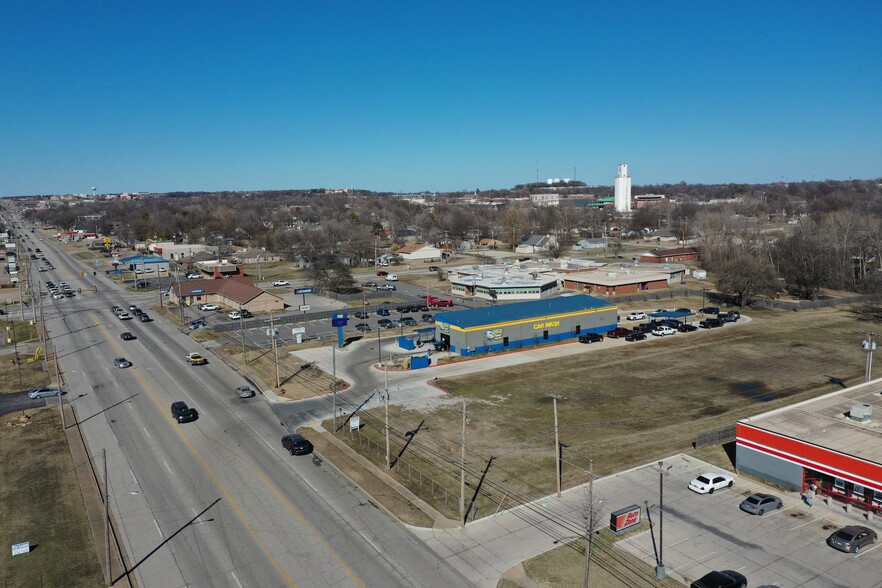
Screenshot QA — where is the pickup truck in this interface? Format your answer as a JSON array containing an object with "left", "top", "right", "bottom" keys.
[{"left": 606, "top": 327, "right": 632, "bottom": 339}]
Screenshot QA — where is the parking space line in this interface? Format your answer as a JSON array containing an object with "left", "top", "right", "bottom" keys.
[
  {"left": 854, "top": 543, "right": 882, "bottom": 558},
  {"left": 670, "top": 550, "right": 717, "bottom": 572},
  {"left": 790, "top": 519, "right": 817, "bottom": 531}
]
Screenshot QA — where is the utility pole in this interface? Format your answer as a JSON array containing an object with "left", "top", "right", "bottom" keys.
[
  {"left": 54, "top": 341, "right": 64, "bottom": 429},
  {"left": 175, "top": 264, "right": 185, "bottom": 325},
  {"left": 332, "top": 346, "right": 338, "bottom": 432},
  {"left": 270, "top": 314, "right": 280, "bottom": 388},
  {"left": 584, "top": 460, "right": 594, "bottom": 588},
  {"left": 384, "top": 363, "right": 390, "bottom": 468},
  {"left": 239, "top": 306, "right": 246, "bottom": 361},
  {"left": 548, "top": 394, "right": 565, "bottom": 497},
  {"left": 103, "top": 448, "right": 111, "bottom": 584},
  {"left": 460, "top": 399, "right": 467, "bottom": 528}
]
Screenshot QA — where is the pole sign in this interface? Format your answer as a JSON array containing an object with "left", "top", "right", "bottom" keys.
[
  {"left": 609, "top": 504, "right": 641, "bottom": 534},
  {"left": 294, "top": 287, "right": 314, "bottom": 295},
  {"left": 299, "top": 305, "right": 310, "bottom": 312},
  {"left": 350, "top": 416, "right": 360, "bottom": 431}
]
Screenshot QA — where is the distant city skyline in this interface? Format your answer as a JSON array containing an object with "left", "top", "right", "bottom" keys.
[{"left": 1, "top": 1, "right": 879, "bottom": 197}]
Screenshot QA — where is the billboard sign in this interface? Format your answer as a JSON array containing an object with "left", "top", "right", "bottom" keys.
[{"left": 609, "top": 504, "right": 641, "bottom": 534}]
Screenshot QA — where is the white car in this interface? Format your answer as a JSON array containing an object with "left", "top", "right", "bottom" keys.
[
  {"left": 385, "top": 274, "right": 399, "bottom": 282},
  {"left": 688, "top": 472, "right": 735, "bottom": 494},
  {"left": 651, "top": 326, "right": 676, "bottom": 336},
  {"left": 186, "top": 272, "right": 201, "bottom": 279},
  {"left": 227, "top": 311, "right": 241, "bottom": 320},
  {"left": 273, "top": 280, "right": 289, "bottom": 286},
  {"left": 199, "top": 304, "right": 219, "bottom": 311},
  {"left": 626, "top": 311, "right": 646, "bottom": 321}
]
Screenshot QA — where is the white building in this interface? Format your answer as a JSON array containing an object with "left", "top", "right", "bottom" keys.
[{"left": 614, "top": 163, "right": 632, "bottom": 213}]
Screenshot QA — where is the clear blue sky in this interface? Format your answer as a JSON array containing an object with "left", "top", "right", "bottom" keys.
[{"left": 1, "top": 1, "right": 879, "bottom": 196}]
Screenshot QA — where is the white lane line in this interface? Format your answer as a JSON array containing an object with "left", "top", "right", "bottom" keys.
[
  {"left": 163, "top": 460, "right": 173, "bottom": 474},
  {"left": 130, "top": 470, "right": 138, "bottom": 485},
  {"left": 142, "top": 427, "right": 151, "bottom": 439},
  {"left": 230, "top": 571, "right": 243, "bottom": 588},
  {"left": 153, "top": 518, "right": 163, "bottom": 537},
  {"left": 790, "top": 519, "right": 816, "bottom": 531},
  {"left": 359, "top": 532, "right": 382, "bottom": 554},
  {"left": 127, "top": 403, "right": 134, "bottom": 411},
  {"left": 670, "top": 551, "right": 717, "bottom": 572}
]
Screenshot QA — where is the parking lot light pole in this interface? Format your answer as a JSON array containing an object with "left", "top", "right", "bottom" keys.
[{"left": 657, "top": 460, "right": 673, "bottom": 579}]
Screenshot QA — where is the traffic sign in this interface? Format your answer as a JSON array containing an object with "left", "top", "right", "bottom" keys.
[{"left": 299, "top": 305, "right": 310, "bottom": 311}]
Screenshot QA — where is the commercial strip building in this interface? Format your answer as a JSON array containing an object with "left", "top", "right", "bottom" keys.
[
  {"left": 736, "top": 380, "right": 882, "bottom": 514},
  {"left": 117, "top": 254, "right": 171, "bottom": 273},
  {"left": 433, "top": 294, "right": 617, "bottom": 356},
  {"left": 449, "top": 265, "right": 560, "bottom": 301}
]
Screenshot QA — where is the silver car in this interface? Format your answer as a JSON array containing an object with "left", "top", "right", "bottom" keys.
[
  {"left": 826, "top": 525, "right": 877, "bottom": 553},
  {"left": 235, "top": 386, "right": 256, "bottom": 398},
  {"left": 27, "top": 386, "right": 60, "bottom": 399},
  {"left": 739, "top": 493, "right": 782, "bottom": 515}
]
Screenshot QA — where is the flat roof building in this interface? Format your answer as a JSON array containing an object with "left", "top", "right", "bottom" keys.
[
  {"left": 434, "top": 294, "right": 617, "bottom": 356},
  {"left": 737, "top": 379, "right": 882, "bottom": 512}
]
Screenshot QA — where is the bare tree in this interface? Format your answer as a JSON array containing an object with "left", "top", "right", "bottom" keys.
[{"left": 716, "top": 255, "right": 778, "bottom": 306}]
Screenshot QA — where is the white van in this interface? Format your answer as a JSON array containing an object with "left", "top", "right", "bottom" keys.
[{"left": 385, "top": 274, "right": 399, "bottom": 281}]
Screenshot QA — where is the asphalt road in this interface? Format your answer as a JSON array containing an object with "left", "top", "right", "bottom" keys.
[{"left": 27, "top": 220, "right": 473, "bottom": 588}]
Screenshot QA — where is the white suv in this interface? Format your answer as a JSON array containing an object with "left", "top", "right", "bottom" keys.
[{"left": 385, "top": 274, "right": 399, "bottom": 281}]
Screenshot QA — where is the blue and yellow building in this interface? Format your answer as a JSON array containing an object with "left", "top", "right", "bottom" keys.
[{"left": 434, "top": 295, "right": 617, "bottom": 356}]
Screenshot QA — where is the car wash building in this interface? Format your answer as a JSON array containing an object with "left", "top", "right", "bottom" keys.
[
  {"left": 433, "top": 294, "right": 617, "bottom": 356},
  {"left": 736, "top": 379, "right": 882, "bottom": 514}
]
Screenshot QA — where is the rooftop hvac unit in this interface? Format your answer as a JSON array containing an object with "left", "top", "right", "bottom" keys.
[{"left": 849, "top": 403, "right": 872, "bottom": 422}]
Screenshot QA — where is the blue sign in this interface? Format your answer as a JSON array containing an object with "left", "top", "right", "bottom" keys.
[
  {"left": 294, "top": 287, "right": 314, "bottom": 295},
  {"left": 331, "top": 318, "right": 348, "bottom": 327},
  {"left": 188, "top": 289, "right": 205, "bottom": 295},
  {"left": 333, "top": 312, "right": 348, "bottom": 319}
]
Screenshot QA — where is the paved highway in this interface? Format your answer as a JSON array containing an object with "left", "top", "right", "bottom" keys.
[{"left": 26, "top": 221, "right": 473, "bottom": 588}]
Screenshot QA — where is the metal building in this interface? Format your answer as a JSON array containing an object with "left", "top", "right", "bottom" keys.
[{"left": 434, "top": 295, "right": 617, "bottom": 356}]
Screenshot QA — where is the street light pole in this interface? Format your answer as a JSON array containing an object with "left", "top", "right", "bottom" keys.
[
  {"left": 862, "top": 331, "right": 877, "bottom": 382},
  {"left": 656, "top": 460, "right": 673, "bottom": 579}
]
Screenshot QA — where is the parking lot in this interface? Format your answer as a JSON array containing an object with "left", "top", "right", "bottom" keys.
[{"left": 610, "top": 455, "right": 882, "bottom": 587}]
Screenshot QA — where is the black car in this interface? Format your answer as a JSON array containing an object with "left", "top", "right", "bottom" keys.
[
  {"left": 677, "top": 323, "right": 698, "bottom": 332},
  {"left": 699, "top": 318, "right": 724, "bottom": 329},
  {"left": 690, "top": 569, "right": 747, "bottom": 588},
  {"left": 377, "top": 308, "right": 390, "bottom": 316},
  {"left": 578, "top": 332, "right": 604, "bottom": 344},
  {"left": 634, "top": 323, "right": 655, "bottom": 334},
  {"left": 240, "top": 309, "right": 254, "bottom": 318},
  {"left": 139, "top": 313, "right": 151, "bottom": 322},
  {"left": 625, "top": 331, "right": 647, "bottom": 341},
  {"left": 120, "top": 332, "right": 136, "bottom": 341},
  {"left": 282, "top": 433, "right": 313, "bottom": 455},
  {"left": 189, "top": 319, "right": 206, "bottom": 330},
  {"left": 662, "top": 318, "right": 682, "bottom": 328},
  {"left": 171, "top": 401, "right": 198, "bottom": 423},
  {"left": 354, "top": 311, "right": 370, "bottom": 319},
  {"left": 428, "top": 265, "right": 440, "bottom": 272},
  {"left": 355, "top": 323, "right": 371, "bottom": 332},
  {"left": 699, "top": 306, "right": 720, "bottom": 315}
]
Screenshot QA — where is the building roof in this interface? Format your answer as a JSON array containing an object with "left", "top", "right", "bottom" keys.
[
  {"left": 396, "top": 242, "right": 439, "bottom": 254},
  {"left": 520, "top": 235, "right": 554, "bottom": 248},
  {"left": 171, "top": 276, "right": 279, "bottom": 305},
  {"left": 564, "top": 270, "right": 671, "bottom": 286},
  {"left": 643, "top": 247, "right": 700, "bottom": 257},
  {"left": 740, "top": 379, "right": 882, "bottom": 468},
  {"left": 119, "top": 255, "right": 168, "bottom": 264},
  {"left": 435, "top": 295, "right": 615, "bottom": 329}
]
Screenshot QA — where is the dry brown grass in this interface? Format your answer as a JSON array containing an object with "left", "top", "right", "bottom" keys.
[
  {"left": 331, "top": 305, "right": 869, "bottom": 521},
  {"left": 0, "top": 408, "right": 104, "bottom": 586}
]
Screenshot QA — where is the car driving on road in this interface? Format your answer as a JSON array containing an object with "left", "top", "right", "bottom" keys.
[
  {"left": 186, "top": 352, "right": 208, "bottom": 365},
  {"left": 282, "top": 434, "right": 314, "bottom": 455},
  {"left": 235, "top": 386, "right": 256, "bottom": 399},
  {"left": 273, "top": 280, "right": 289, "bottom": 286},
  {"left": 114, "top": 357, "right": 132, "bottom": 369},
  {"left": 120, "top": 332, "right": 136, "bottom": 341},
  {"left": 171, "top": 401, "right": 198, "bottom": 423}
]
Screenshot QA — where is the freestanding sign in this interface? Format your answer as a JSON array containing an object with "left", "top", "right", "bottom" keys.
[
  {"left": 350, "top": 416, "right": 360, "bottom": 431},
  {"left": 609, "top": 504, "right": 641, "bottom": 534},
  {"left": 11, "top": 541, "right": 30, "bottom": 556}
]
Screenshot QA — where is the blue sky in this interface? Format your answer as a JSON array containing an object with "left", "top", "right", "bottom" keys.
[{"left": 1, "top": 1, "right": 879, "bottom": 196}]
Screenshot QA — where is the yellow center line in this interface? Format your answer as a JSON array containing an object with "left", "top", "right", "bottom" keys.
[{"left": 91, "top": 315, "right": 298, "bottom": 587}]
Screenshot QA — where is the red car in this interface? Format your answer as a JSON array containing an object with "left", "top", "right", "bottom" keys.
[
  {"left": 432, "top": 299, "right": 453, "bottom": 307},
  {"left": 606, "top": 327, "right": 632, "bottom": 339},
  {"left": 377, "top": 271, "right": 389, "bottom": 277}
]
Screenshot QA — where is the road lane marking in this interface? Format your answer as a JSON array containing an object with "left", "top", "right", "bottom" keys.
[
  {"left": 143, "top": 427, "right": 151, "bottom": 439},
  {"left": 91, "top": 314, "right": 302, "bottom": 587},
  {"left": 164, "top": 460, "right": 173, "bottom": 474},
  {"left": 154, "top": 518, "right": 163, "bottom": 537},
  {"left": 231, "top": 571, "right": 244, "bottom": 588}
]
